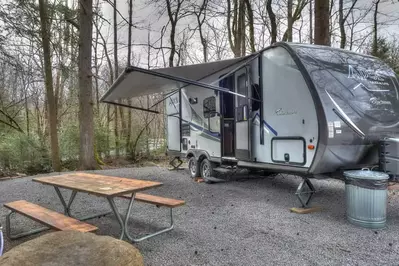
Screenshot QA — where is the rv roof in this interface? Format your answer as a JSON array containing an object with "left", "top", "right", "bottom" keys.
[{"left": 100, "top": 54, "right": 257, "bottom": 105}]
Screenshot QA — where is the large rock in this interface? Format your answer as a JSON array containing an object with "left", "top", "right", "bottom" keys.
[{"left": 0, "top": 231, "right": 144, "bottom": 266}]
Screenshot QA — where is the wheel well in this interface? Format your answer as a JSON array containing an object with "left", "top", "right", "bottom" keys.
[
  {"left": 198, "top": 154, "right": 207, "bottom": 164},
  {"left": 186, "top": 153, "right": 194, "bottom": 159}
]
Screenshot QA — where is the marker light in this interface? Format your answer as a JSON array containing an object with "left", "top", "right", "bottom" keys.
[{"left": 308, "top": 144, "right": 315, "bottom": 150}]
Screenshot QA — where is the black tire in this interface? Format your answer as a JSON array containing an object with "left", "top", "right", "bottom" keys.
[
  {"left": 188, "top": 157, "right": 200, "bottom": 178},
  {"left": 200, "top": 159, "right": 215, "bottom": 183}
]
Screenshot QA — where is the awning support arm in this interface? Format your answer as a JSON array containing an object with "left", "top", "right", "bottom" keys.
[{"left": 102, "top": 100, "right": 160, "bottom": 114}]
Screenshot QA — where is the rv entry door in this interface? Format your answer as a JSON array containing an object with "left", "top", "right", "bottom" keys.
[
  {"left": 166, "top": 91, "right": 181, "bottom": 152},
  {"left": 234, "top": 67, "right": 251, "bottom": 161}
]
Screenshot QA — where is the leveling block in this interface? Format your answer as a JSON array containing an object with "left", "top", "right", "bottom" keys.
[
  {"left": 290, "top": 206, "right": 322, "bottom": 214},
  {"left": 194, "top": 177, "right": 204, "bottom": 183},
  {"left": 388, "top": 182, "right": 399, "bottom": 191}
]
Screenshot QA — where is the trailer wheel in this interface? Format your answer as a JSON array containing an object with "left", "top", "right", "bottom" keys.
[
  {"left": 200, "top": 159, "right": 215, "bottom": 183},
  {"left": 188, "top": 157, "right": 200, "bottom": 178}
]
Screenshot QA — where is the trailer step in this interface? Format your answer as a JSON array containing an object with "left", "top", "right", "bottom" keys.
[{"left": 221, "top": 157, "right": 237, "bottom": 162}]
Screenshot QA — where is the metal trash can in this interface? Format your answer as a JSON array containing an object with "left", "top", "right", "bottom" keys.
[{"left": 344, "top": 169, "right": 389, "bottom": 229}]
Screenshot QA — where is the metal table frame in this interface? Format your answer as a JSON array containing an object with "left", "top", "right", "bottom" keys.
[
  {"left": 54, "top": 186, "right": 174, "bottom": 242},
  {"left": 8, "top": 174, "right": 171, "bottom": 243}
]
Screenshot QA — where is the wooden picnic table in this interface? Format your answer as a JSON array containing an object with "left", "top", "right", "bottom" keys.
[{"left": 32, "top": 172, "right": 163, "bottom": 241}]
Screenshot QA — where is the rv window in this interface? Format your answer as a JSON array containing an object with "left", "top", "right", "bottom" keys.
[
  {"left": 203, "top": 96, "right": 216, "bottom": 118},
  {"left": 237, "top": 74, "right": 247, "bottom": 107},
  {"left": 251, "top": 84, "right": 261, "bottom": 111}
]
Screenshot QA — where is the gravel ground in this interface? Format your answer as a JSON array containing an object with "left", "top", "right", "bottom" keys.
[{"left": 1, "top": 166, "right": 399, "bottom": 266}]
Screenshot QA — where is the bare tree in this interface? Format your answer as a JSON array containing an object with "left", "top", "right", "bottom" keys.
[
  {"left": 314, "top": 0, "right": 330, "bottom": 45},
  {"left": 113, "top": 0, "right": 120, "bottom": 157},
  {"left": 126, "top": 0, "right": 133, "bottom": 154},
  {"left": 282, "top": 0, "right": 309, "bottom": 42},
  {"left": 338, "top": 0, "right": 358, "bottom": 48},
  {"left": 193, "top": 0, "right": 209, "bottom": 62},
  {"left": 372, "top": 0, "right": 381, "bottom": 56},
  {"left": 309, "top": 0, "right": 313, "bottom": 43},
  {"left": 287, "top": 0, "right": 293, "bottom": 41},
  {"left": 38, "top": 0, "right": 61, "bottom": 172},
  {"left": 244, "top": 0, "right": 256, "bottom": 53},
  {"left": 78, "top": 0, "right": 97, "bottom": 169},
  {"left": 227, "top": 0, "right": 247, "bottom": 57},
  {"left": 266, "top": 0, "right": 277, "bottom": 44},
  {"left": 166, "top": 0, "right": 186, "bottom": 66}
]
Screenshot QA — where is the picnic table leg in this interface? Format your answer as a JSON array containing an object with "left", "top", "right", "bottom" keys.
[
  {"left": 54, "top": 186, "right": 76, "bottom": 216},
  {"left": 107, "top": 194, "right": 135, "bottom": 240},
  {"left": 121, "top": 196, "right": 175, "bottom": 243},
  {"left": 125, "top": 208, "right": 175, "bottom": 243},
  {"left": 5, "top": 210, "right": 49, "bottom": 240},
  {"left": 54, "top": 187, "right": 112, "bottom": 221}
]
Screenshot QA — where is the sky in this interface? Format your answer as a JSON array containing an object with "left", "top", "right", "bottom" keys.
[{"left": 97, "top": 0, "right": 399, "bottom": 68}]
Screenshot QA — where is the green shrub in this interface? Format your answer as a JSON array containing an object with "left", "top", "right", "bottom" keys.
[{"left": 0, "top": 133, "right": 51, "bottom": 174}]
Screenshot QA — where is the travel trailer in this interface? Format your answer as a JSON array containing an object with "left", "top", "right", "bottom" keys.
[{"left": 101, "top": 42, "right": 399, "bottom": 206}]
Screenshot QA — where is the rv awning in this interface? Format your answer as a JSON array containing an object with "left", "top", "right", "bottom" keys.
[{"left": 100, "top": 53, "right": 259, "bottom": 112}]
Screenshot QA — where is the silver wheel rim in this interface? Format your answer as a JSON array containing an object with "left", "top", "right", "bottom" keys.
[
  {"left": 189, "top": 160, "right": 196, "bottom": 176},
  {"left": 202, "top": 163, "right": 210, "bottom": 177}
]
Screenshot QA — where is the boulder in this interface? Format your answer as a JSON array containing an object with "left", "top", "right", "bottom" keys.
[{"left": 0, "top": 231, "right": 144, "bottom": 266}]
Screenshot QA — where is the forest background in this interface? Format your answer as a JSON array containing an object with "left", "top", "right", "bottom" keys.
[{"left": 0, "top": 0, "right": 398, "bottom": 176}]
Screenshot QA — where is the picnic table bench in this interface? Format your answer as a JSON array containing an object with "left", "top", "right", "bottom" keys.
[
  {"left": 4, "top": 200, "right": 97, "bottom": 240},
  {"left": 3, "top": 172, "right": 185, "bottom": 243}
]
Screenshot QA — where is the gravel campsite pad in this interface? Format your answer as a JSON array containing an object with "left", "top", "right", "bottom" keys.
[{"left": 1, "top": 167, "right": 399, "bottom": 265}]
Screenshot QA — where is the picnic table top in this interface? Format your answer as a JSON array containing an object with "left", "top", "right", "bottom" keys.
[{"left": 32, "top": 172, "right": 163, "bottom": 197}]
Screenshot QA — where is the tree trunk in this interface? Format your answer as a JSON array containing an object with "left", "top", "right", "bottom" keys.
[
  {"left": 196, "top": 0, "right": 208, "bottom": 62},
  {"left": 314, "top": 0, "right": 330, "bottom": 46},
  {"left": 165, "top": 0, "right": 182, "bottom": 67},
  {"left": 338, "top": 0, "right": 345, "bottom": 48},
  {"left": 127, "top": 0, "right": 133, "bottom": 65},
  {"left": 114, "top": 106, "right": 119, "bottom": 157},
  {"left": 113, "top": 0, "right": 120, "bottom": 156},
  {"left": 266, "top": 0, "right": 277, "bottom": 44},
  {"left": 244, "top": 0, "right": 255, "bottom": 52},
  {"left": 94, "top": 0, "right": 100, "bottom": 113},
  {"left": 339, "top": 0, "right": 357, "bottom": 49},
  {"left": 106, "top": 105, "right": 110, "bottom": 157},
  {"left": 38, "top": 0, "right": 61, "bottom": 172},
  {"left": 309, "top": 0, "right": 313, "bottom": 43},
  {"left": 227, "top": 0, "right": 246, "bottom": 57},
  {"left": 78, "top": 0, "right": 97, "bottom": 170},
  {"left": 94, "top": 20, "right": 113, "bottom": 157},
  {"left": 169, "top": 21, "right": 176, "bottom": 67},
  {"left": 287, "top": 0, "right": 293, "bottom": 42},
  {"left": 24, "top": 83, "right": 30, "bottom": 137},
  {"left": 282, "top": 0, "right": 308, "bottom": 42},
  {"left": 126, "top": 0, "right": 133, "bottom": 154},
  {"left": 238, "top": 0, "right": 245, "bottom": 56},
  {"left": 146, "top": 96, "right": 150, "bottom": 157},
  {"left": 372, "top": 0, "right": 380, "bottom": 56}
]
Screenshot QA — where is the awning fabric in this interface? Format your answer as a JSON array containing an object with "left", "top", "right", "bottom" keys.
[{"left": 100, "top": 53, "right": 259, "bottom": 112}]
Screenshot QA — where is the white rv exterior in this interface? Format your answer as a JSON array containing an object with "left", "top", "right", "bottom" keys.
[
  {"left": 101, "top": 42, "right": 399, "bottom": 183},
  {"left": 165, "top": 46, "right": 321, "bottom": 177}
]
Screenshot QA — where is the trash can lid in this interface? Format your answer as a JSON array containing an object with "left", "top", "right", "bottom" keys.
[{"left": 343, "top": 170, "right": 389, "bottom": 180}]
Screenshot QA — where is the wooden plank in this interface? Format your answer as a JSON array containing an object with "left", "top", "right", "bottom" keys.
[
  {"left": 120, "top": 193, "right": 185, "bottom": 208},
  {"left": 290, "top": 206, "right": 322, "bottom": 214},
  {"left": 4, "top": 200, "right": 98, "bottom": 232},
  {"left": 32, "top": 173, "right": 163, "bottom": 197}
]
